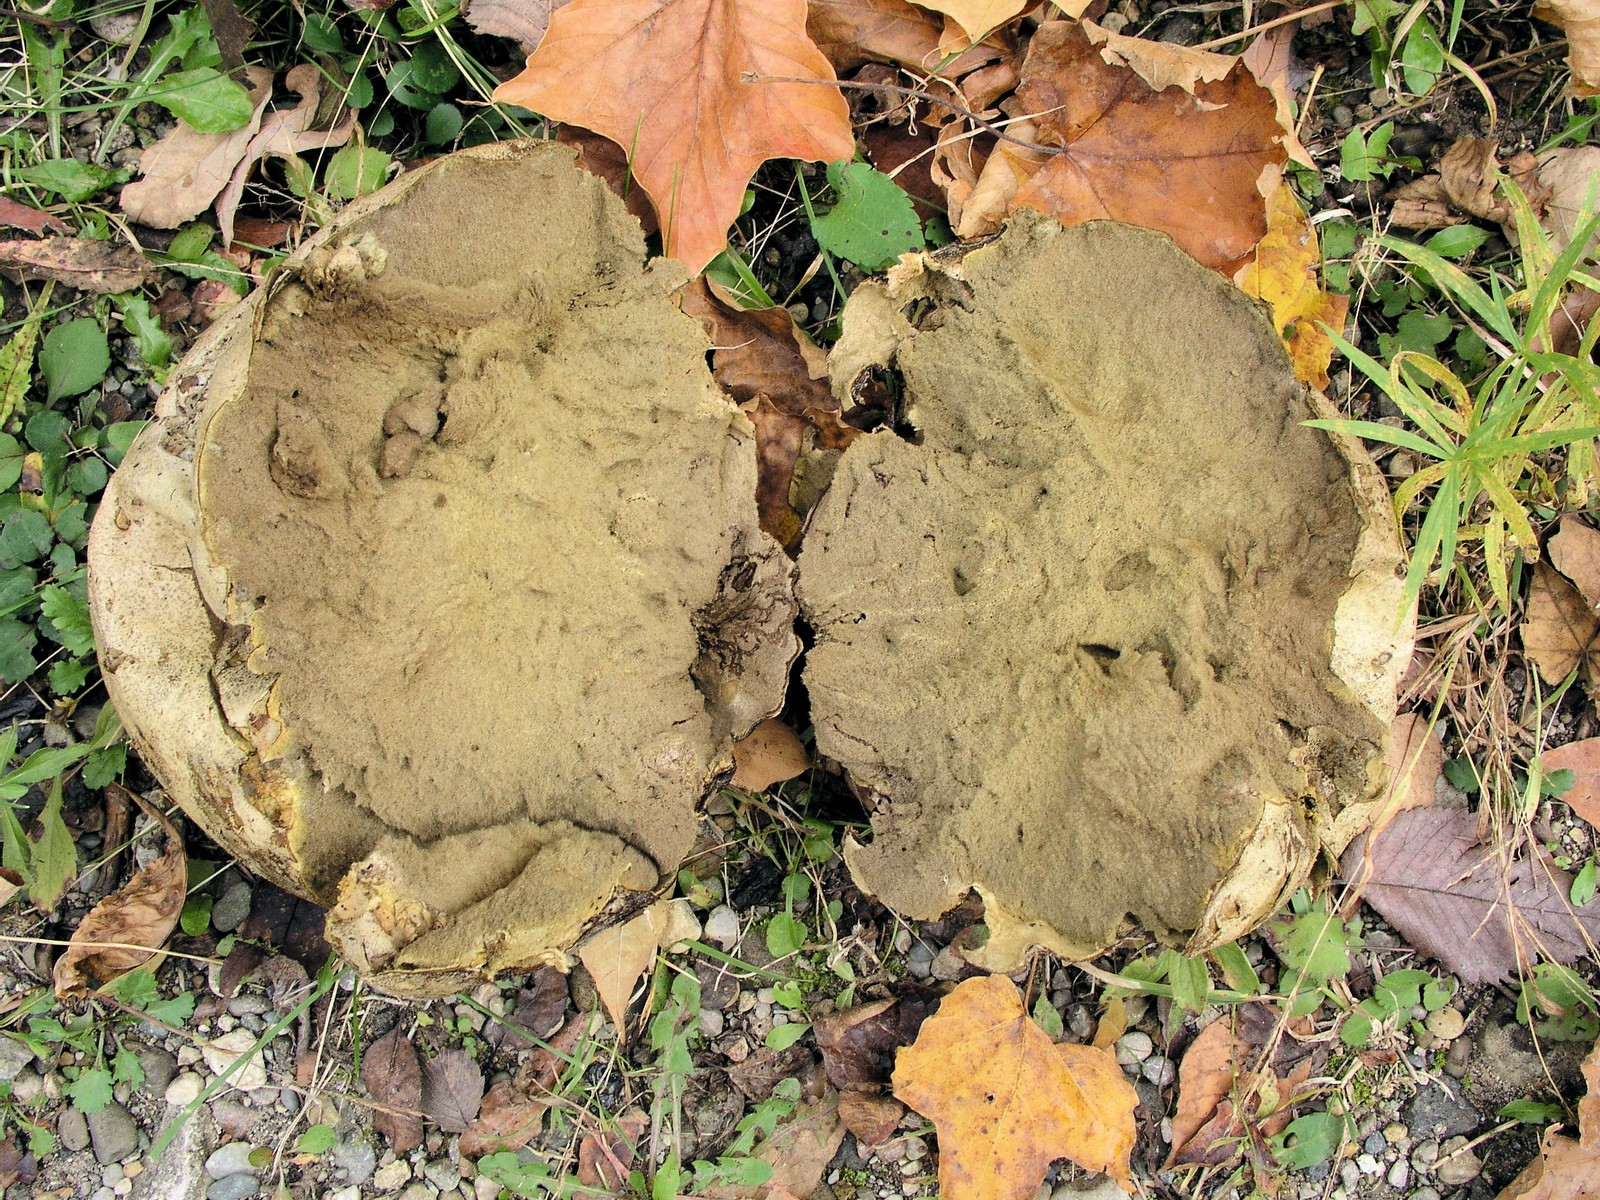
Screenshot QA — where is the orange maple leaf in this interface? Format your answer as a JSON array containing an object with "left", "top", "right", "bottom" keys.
[
  {"left": 1010, "top": 20, "right": 1287, "bottom": 273},
  {"left": 893, "top": 975, "right": 1137, "bottom": 1200},
  {"left": 494, "top": 0, "right": 855, "bottom": 272}
]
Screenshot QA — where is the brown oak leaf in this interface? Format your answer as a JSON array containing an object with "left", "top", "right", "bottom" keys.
[
  {"left": 494, "top": 0, "right": 854, "bottom": 272},
  {"left": 731, "top": 718, "right": 810, "bottom": 791},
  {"left": 1544, "top": 737, "right": 1600, "bottom": 830},
  {"left": 1010, "top": 20, "right": 1286, "bottom": 273},
  {"left": 893, "top": 975, "right": 1137, "bottom": 1200},
  {"left": 362, "top": 1025, "right": 423, "bottom": 1153}
]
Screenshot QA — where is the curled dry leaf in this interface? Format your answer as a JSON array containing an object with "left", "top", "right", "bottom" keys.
[
  {"left": 1496, "top": 1036, "right": 1600, "bottom": 1199},
  {"left": 1379, "top": 710, "right": 1443, "bottom": 817},
  {"left": 731, "top": 719, "right": 811, "bottom": 791},
  {"left": 421, "top": 1049, "right": 485, "bottom": 1133},
  {"left": 578, "top": 1110, "right": 650, "bottom": 1188},
  {"left": 215, "top": 64, "right": 359, "bottom": 246},
  {"left": 1537, "top": 146, "right": 1600, "bottom": 260},
  {"left": 893, "top": 976, "right": 1137, "bottom": 1200},
  {"left": 462, "top": 0, "right": 572, "bottom": 52},
  {"left": 458, "top": 1080, "right": 547, "bottom": 1156},
  {"left": 1544, "top": 737, "right": 1600, "bottom": 830},
  {"left": 120, "top": 66, "right": 274, "bottom": 229},
  {"left": 362, "top": 1025, "right": 423, "bottom": 1153},
  {"left": 704, "top": 1094, "right": 846, "bottom": 1200},
  {"left": 1010, "top": 20, "right": 1287, "bottom": 273},
  {"left": 54, "top": 788, "right": 186, "bottom": 997},
  {"left": 0, "top": 197, "right": 69, "bottom": 237},
  {"left": 493, "top": 0, "right": 854, "bottom": 271},
  {"left": 1234, "top": 182, "right": 1349, "bottom": 390},
  {"left": 0, "top": 237, "right": 155, "bottom": 295},
  {"left": 1523, "top": 560, "right": 1600, "bottom": 689},
  {"left": 903, "top": 0, "right": 1028, "bottom": 39},
  {"left": 1535, "top": 0, "right": 1600, "bottom": 97},
  {"left": 807, "top": 0, "right": 944, "bottom": 73},
  {"left": 1342, "top": 806, "right": 1600, "bottom": 984}
]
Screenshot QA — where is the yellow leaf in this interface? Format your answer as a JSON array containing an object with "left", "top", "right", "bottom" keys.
[
  {"left": 1235, "top": 183, "right": 1348, "bottom": 390},
  {"left": 906, "top": 0, "right": 1029, "bottom": 39},
  {"left": 578, "top": 901, "right": 672, "bottom": 1030},
  {"left": 893, "top": 976, "right": 1136, "bottom": 1200}
]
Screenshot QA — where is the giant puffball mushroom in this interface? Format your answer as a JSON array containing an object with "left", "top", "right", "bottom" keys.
[
  {"left": 88, "top": 142, "right": 798, "bottom": 997},
  {"left": 798, "top": 214, "right": 1414, "bottom": 970}
]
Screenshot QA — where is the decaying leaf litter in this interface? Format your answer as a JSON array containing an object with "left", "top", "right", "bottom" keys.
[{"left": 9, "top": 2, "right": 1600, "bottom": 1200}]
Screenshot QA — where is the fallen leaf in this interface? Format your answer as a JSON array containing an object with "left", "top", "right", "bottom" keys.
[
  {"left": 494, "top": 0, "right": 855, "bottom": 271},
  {"left": 903, "top": 0, "right": 1027, "bottom": 39},
  {"left": 1084, "top": 18, "right": 1237, "bottom": 92},
  {"left": 215, "top": 64, "right": 360, "bottom": 246},
  {"left": 1552, "top": 518, "right": 1600, "bottom": 613},
  {"left": 494, "top": 965, "right": 570, "bottom": 1046},
  {"left": 421, "top": 1049, "right": 485, "bottom": 1133},
  {"left": 362, "top": 1025, "right": 423, "bottom": 1153},
  {"left": 200, "top": 0, "right": 255, "bottom": 72},
  {"left": 1536, "top": 0, "right": 1600, "bottom": 97},
  {"left": 1524, "top": 560, "right": 1600, "bottom": 687},
  {"left": 1379, "top": 710, "right": 1443, "bottom": 816},
  {"left": 0, "top": 237, "right": 155, "bottom": 295},
  {"left": 1010, "top": 20, "right": 1287, "bottom": 273},
  {"left": 458, "top": 1079, "right": 547, "bottom": 1156},
  {"left": 1496, "top": 1036, "right": 1600, "bottom": 1199},
  {"left": 1439, "top": 136, "right": 1509, "bottom": 222},
  {"left": 578, "top": 901, "right": 673, "bottom": 1028},
  {"left": 54, "top": 789, "right": 186, "bottom": 996},
  {"left": 578, "top": 1109, "right": 650, "bottom": 1187},
  {"left": 120, "top": 66, "right": 274, "bottom": 229},
  {"left": 728, "top": 1042, "right": 813, "bottom": 1102},
  {"left": 1234, "top": 182, "right": 1349, "bottom": 390},
  {"left": 1389, "top": 175, "right": 1463, "bottom": 231},
  {"left": 705, "top": 1093, "right": 847, "bottom": 1200},
  {"left": 1545, "top": 738, "right": 1600, "bottom": 829},
  {"left": 1537, "top": 146, "right": 1600, "bottom": 259},
  {"left": 1341, "top": 806, "right": 1600, "bottom": 984},
  {"left": 237, "top": 880, "right": 331, "bottom": 976},
  {"left": 0, "top": 197, "right": 69, "bottom": 236},
  {"left": 955, "top": 118, "right": 1052, "bottom": 238},
  {"left": 815, "top": 995, "right": 937, "bottom": 1091},
  {"left": 807, "top": 0, "right": 944, "bottom": 72},
  {"left": 893, "top": 975, "right": 1137, "bottom": 1199},
  {"left": 463, "top": 0, "right": 572, "bottom": 51},
  {"left": 731, "top": 719, "right": 811, "bottom": 790},
  {"left": 0, "top": 868, "right": 19, "bottom": 909},
  {"left": 838, "top": 1091, "right": 906, "bottom": 1146}
]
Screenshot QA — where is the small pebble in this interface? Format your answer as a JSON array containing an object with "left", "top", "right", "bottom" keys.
[
  {"left": 1383, "top": 1122, "right": 1408, "bottom": 1144},
  {"left": 102, "top": 1165, "right": 125, "bottom": 1187},
  {"left": 1067, "top": 1006, "right": 1093, "bottom": 1039},
  {"left": 397, "top": 1183, "right": 435, "bottom": 1200},
  {"left": 1141, "top": 1056, "right": 1175, "bottom": 1087},
  {"left": 59, "top": 1108, "right": 90, "bottom": 1153},
  {"left": 1387, "top": 1160, "right": 1410, "bottom": 1189},
  {"left": 1332, "top": 105, "right": 1355, "bottom": 130},
  {"left": 1411, "top": 1138, "right": 1440, "bottom": 1167},
  {"left": 87, "top": 1103, "right": 139, "bottom": 1165},
  {"left": 1339, "top": 1160, "right": 1360, "bottom": 1192},
  {"left": 206, "top": 1143, "right": 258, "bottom": 1180},
  {"left": 373, "top": 1160, "right": 412, "bottom": 1191},
  {"left": 1356, "top": 1153, "right": 1379, "bottom": 1174},
  {"left": 1411, "top": 1190, "right": 1441, "bottom": 1200},
  {"left": 201, "top": 1031, "right": 269, "bottom": 1091},
  {"left": 211, "top": 880, "right": 254, "bottom": 933},
  {"left": 206, "top": 1175, "right": 259, "bottom": 1200},
  {"left": 704, "top": 906, "right": 740, "bottom": 951},
  {"left": 1426, "top": 1008, "right": 1466, "bottom": 1040},
  {"left": 786, "top": 302, "right": 809, "bottom": 324},
  {"left": 1362, "top": 1132, "right": 1386, "bottom": 1155},
  {"left": 1114, "top": 1032, "right": 1153, "bottom": 1065},
  {"left": 699, "top": 1008, "right": 725, "bottom": 1038},
  {"left": 1434, "top": 1148, "right": 1482, "bottom": 1186},
  {"left": 331, "top": 1140, "right": 378, "bottom": 1186},
  {"left": 425, "top": 1160, "right": 461, "bottom": 1191}
]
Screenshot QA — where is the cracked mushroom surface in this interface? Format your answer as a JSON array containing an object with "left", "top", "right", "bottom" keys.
[
  {"left": 798, "top": 214, "right": 1412, "bottom": 968},
  {"left": 88, "top": 142, "right": 797, "bottom": 996}
]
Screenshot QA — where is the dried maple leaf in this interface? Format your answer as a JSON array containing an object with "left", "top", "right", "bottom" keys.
[
  {"left": 1550, "top": 518, "right": 1600, "bottom": 613},
  {"left": 463, "top": 0, "right": 572, "bottom": 52},
  {"left": 493, "top": 0, "right": 854, "bottom": 272},
  {"left": 54, "top": 789, "right": 186, "bottom": 996},
  {"left": 904, "top": 0, "right": 1028, "bottom": 39},
  {"left": 807, "top": 0, "right": 944, "bottom": 73},
  {"left": 1234, "top": 182, "right": 1348, "bottom": 390},
  {"left": 1498, "top": 1036, "right": 1600, "bottom": 1200},
  {"left": 0, "top": 237, "right": 155, "bottom": 295},
  {"left": 1010, "top": 20, "right": 1286, "bottom": 273},
  {"left": 363, "top": 1025, "right": 424, "bottom": 1153},
  {"left": 1536, "top": 0, "right": 1600, "bottom": 97},
  {"left": 1548, "top": 737, "right": 1600, "bottom": 839},
  {"left": 421, "top": 1049, "right": 485, "bottom": 1133},
  {"left": 893, "top": 975, "right": 1137, "bottom": 1200},
  {"left": 731, "top": 718, "right": 811, "bottom": 790},
  {"left": 1524, "top": 560, "right": 1600, "bottom": 688},
  {"left": 1341, "top": 806, "right": 1600, "bottom": 984},
  {"left": 120, "top": 66, "right": 274, "bottom": 229}
]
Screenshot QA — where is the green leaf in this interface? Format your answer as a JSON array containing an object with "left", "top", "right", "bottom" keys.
[
  {"left": 102, "top": 422, "right": 149, "bottom": 467},
  {"left": 26, "top": 1125, "right": 53, "bottom": 1157},
  {"left": 765, "top": 912, "right": 805, "bottom": 958},
  {"left": 180, "top": 894, "right": 212, "bottom": 937},
  {"left": 1030, "top": 993, "right": 1064, "bottom": 1039},
  {"left": 47, "top": 658, "right": 89, "bottom": 696},
  {"left": 39, "top": 585, "right": 94, "bottom": 657},
  {"left": 810, "top": 162, "right": 924, "bottom": 271},
  {"left": 1443, "top": 756, "right": 1481, "bottom": 792},
  {"left": 143, "top": 991, "right": 196, "bottom": 1026},
  {"left": 1273, "top": 904, "right": 1356, "bottom": 982},
  {"left": 408, "top": 42, "right": 461, "bottom": 93},
  {"left": 82, "top": 744, "right": 125, "bottom": 791},
  {"left": 424, "top": 102, "right": 463, "bottom": 145},
  {"left": 1210, "top": 941, "right": 1260, "bottom": 994},
  {"left": 1400, "top": 17, "right": 1445, "bottom": 96},
  {"left": 165, "top": 223, "right": 215, "bottom": 263},
  {"left": 0, "top": 619, "right": 37, "bottom": 685},
  {"left": 763, "top": 1022, "right": 810, "bottom": 1051},
  {"left": 1273, "top": 1111, "right": 1346, "bottom": 1169},
  {"left": 325, "top": 146, "right": 392, "bottom": 200},
  {"left": 1573, "top": 859, "right": 1598, "bottom": 907},
  {"left": 0, "top": 511, "right": 53, "bottom": 569},
  {"left": 295, "top": 1124, "right": 338, "bottom": 1154},
  {"left": 1424, "top": 225, "right": 1492, "bottom": 259},
  {"left": 28, "top": 777, "right": 77, "bottom": 910},
  {"left": 66, "top": 1066, "right": 112, "bottom": 1114},
  {"left": 15, "top": 159, "right": 124, "bottom": 203},
  {"left": 39, "top": 318, "right": 109, "bottom": 404},
  {"left": 66, "top": 457, "right": 109, "bottom": 498},
  {"left": 0, "top": 324, "right": 38, "bottom": 431},
  {"left": 112, "top": 1046, "right": 144, "bottom": 1088},
  {"left": 302, "top": 12, "right": 344, "bottom": 53},
  {"left": 9, "top": 743, "right": 92, "bottom": 785},
  {"left": 1166, "top": 952, "right": 1210, "bottom": 1014},
  {"left": 1340, "top": 1009, "right": 1374, "bottom": 1047},
  {"left": 153, "top": 68, "right": 256, "bottom": 133},
  {"left": 1501, "top": 1099, "right": 1564, "bottom": 1123},
  {"left": 1396, "top": 310, "right": 1453, "bottom": 353}
]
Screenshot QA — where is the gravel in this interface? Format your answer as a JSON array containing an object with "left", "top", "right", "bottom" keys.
[
  {"left": 1115, "top": 1032, "right": 1154, "bottom": 1065},
  {"left": 87, "top": 1103, "right": 139, "bottom": 1164},
  {"left": 703, "top": 906, "right": 740, "bottom": 950},
  {"left": 206, "top": 1174, "right": 259, "bottom": 1200},
  {"left": 331, "top": 1140, "right": 378, "bottom": 1186},
  {"left": 59, "top": 1107, "right": 91, "bottom": 1152},
  {"left": 373, "top": 1159, "right": 412, "bottom": 1191},
  {"left": 204, "top": 1143, "right": 257, "bottom": 1180}
]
